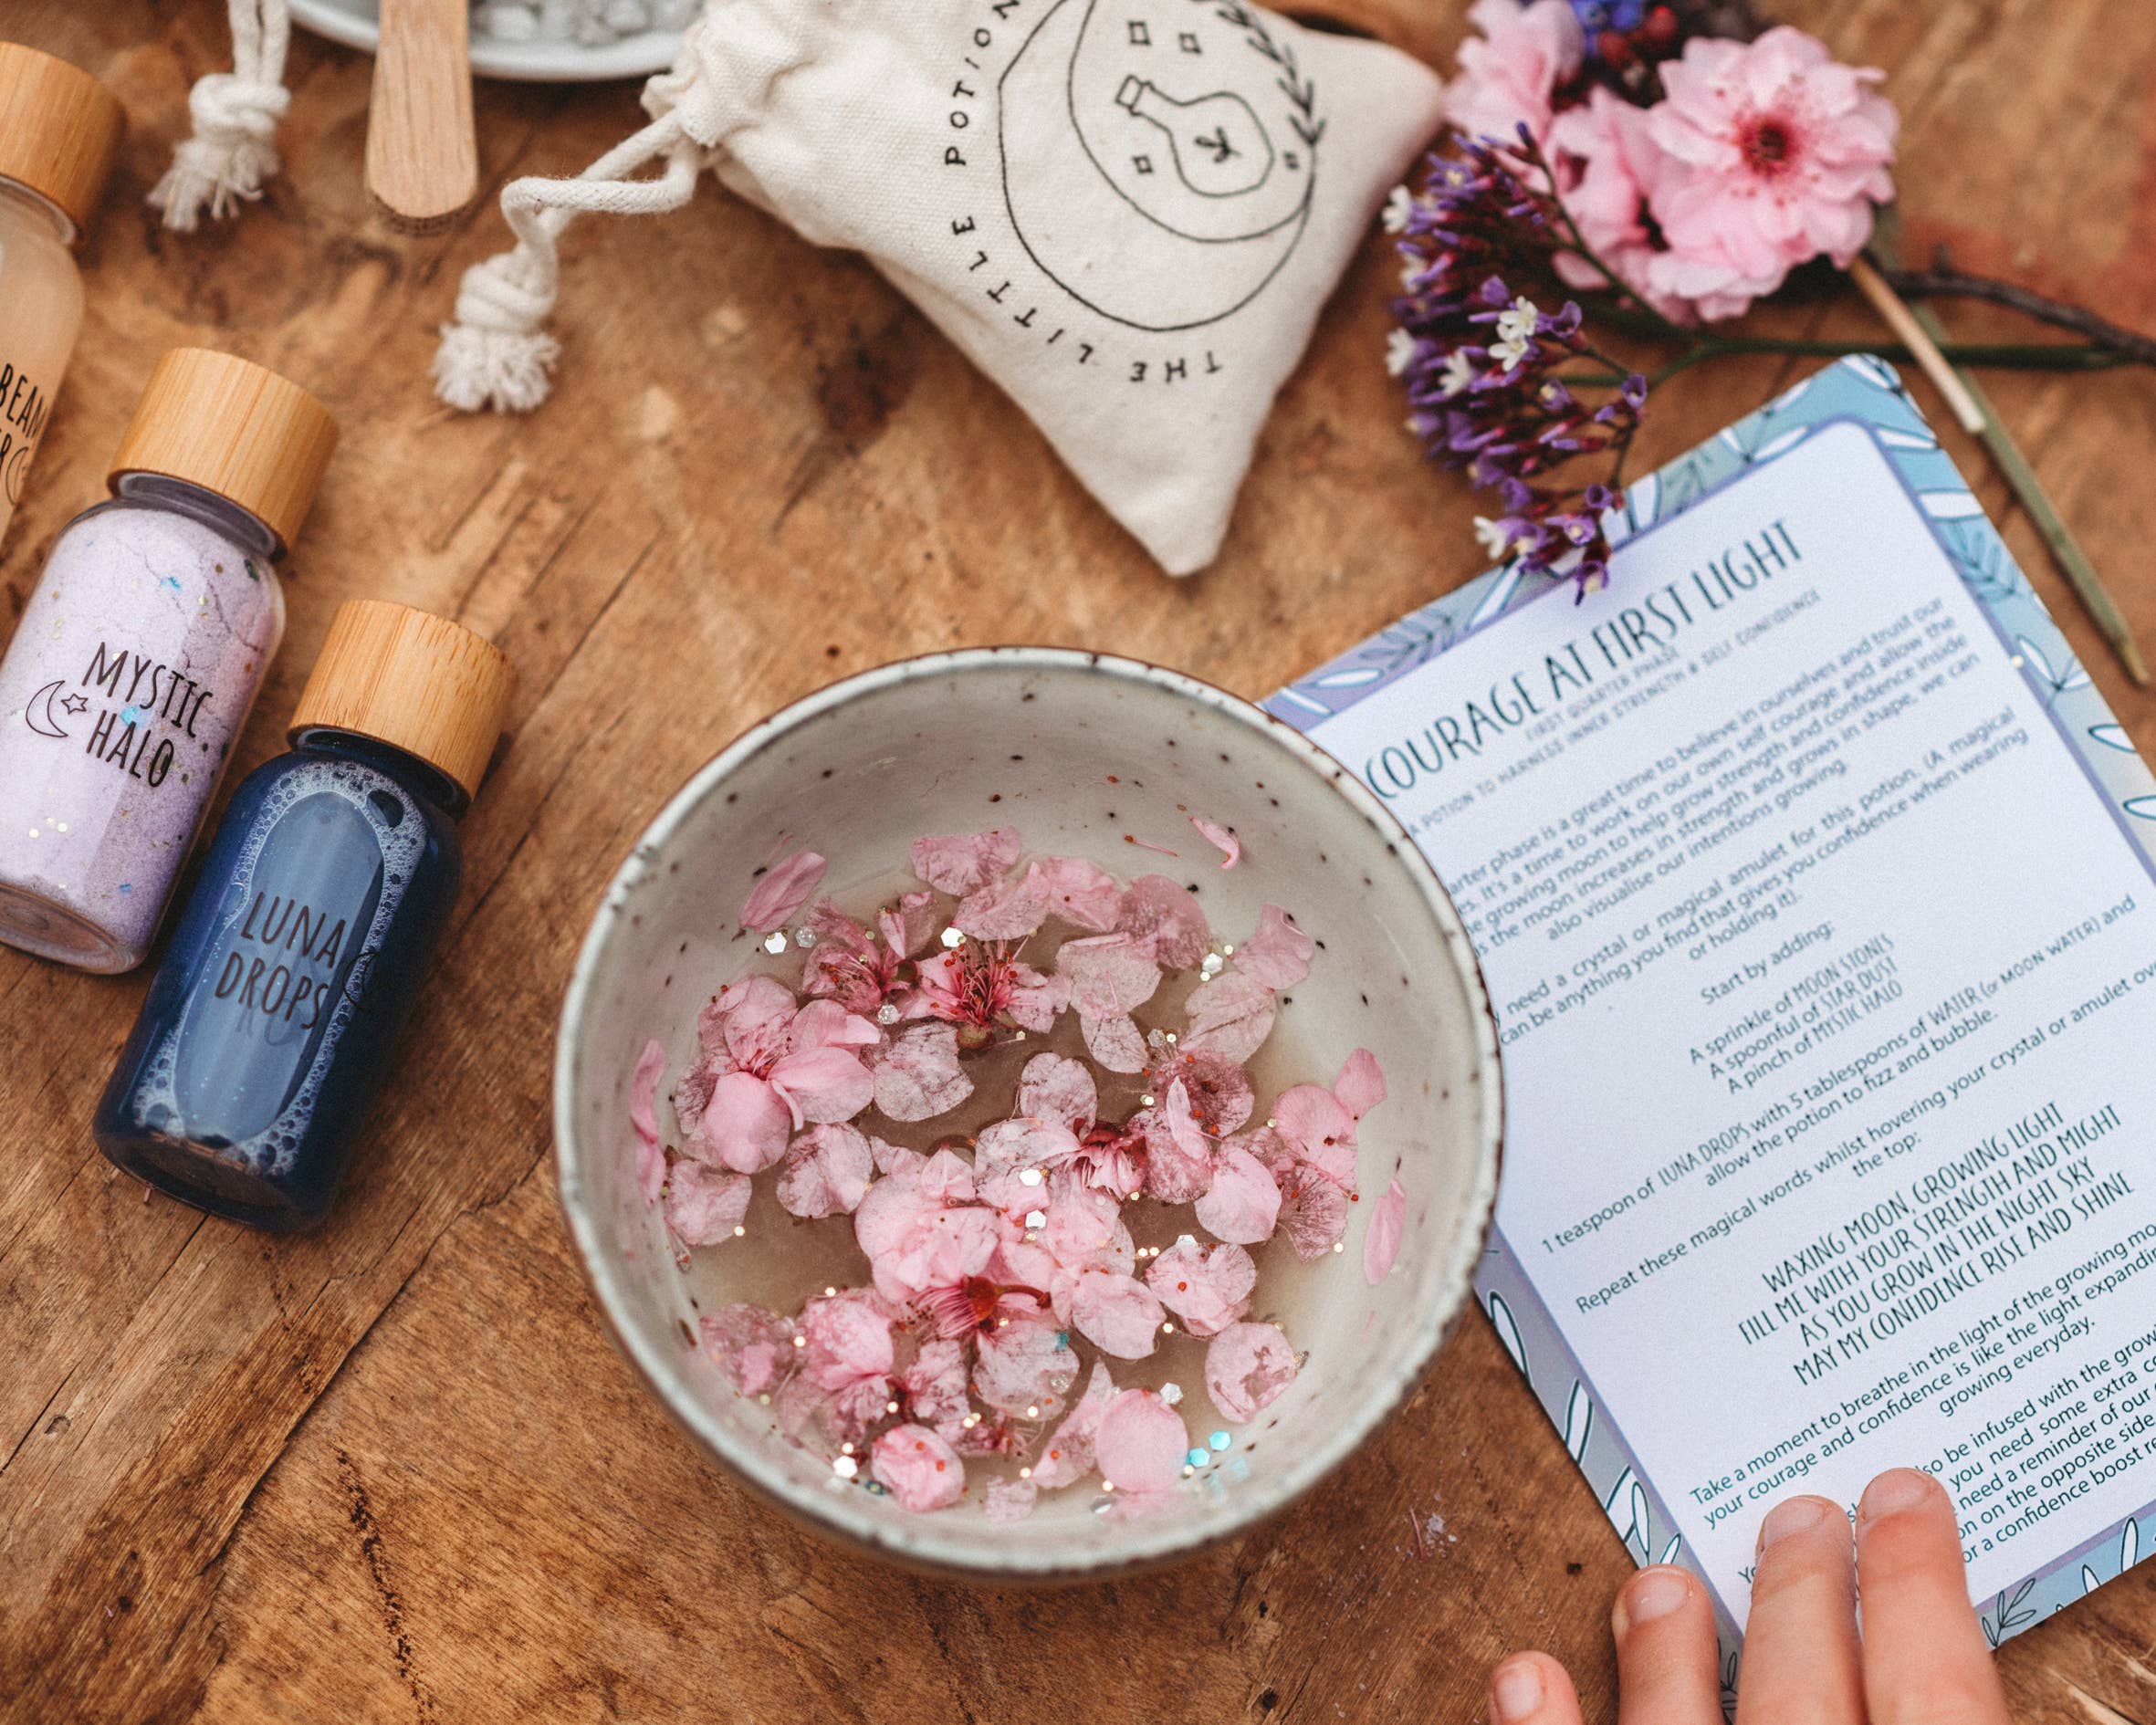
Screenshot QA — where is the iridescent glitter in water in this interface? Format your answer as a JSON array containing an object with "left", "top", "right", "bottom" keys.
[{"left": 0, "top": 350, "right": 336, "bottom": 971}]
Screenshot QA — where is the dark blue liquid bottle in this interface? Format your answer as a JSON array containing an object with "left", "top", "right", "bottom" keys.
[{"left": 95, "top": 601, "right": 513, "bottom": 1229}]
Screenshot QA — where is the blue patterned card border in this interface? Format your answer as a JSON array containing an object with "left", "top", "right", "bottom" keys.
[{"left": 1267, "top": 357, "right": 2156, "bottom": 1667}]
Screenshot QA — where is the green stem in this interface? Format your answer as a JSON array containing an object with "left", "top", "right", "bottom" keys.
[{"left": 1563, "top": 339, "right": 2124, "bottom": 390}]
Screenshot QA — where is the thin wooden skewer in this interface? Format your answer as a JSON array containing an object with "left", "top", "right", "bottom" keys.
[
  {"left": 1852, "top": 252, "right": 2150, "bottom": 687},
  {"left": 1848, "top": 255, "right": 1985, "bottom": 434}
]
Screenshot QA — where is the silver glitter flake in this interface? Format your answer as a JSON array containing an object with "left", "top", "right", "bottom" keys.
[{"left": 762, "top": 930, "right": 790, "bottom": 955}]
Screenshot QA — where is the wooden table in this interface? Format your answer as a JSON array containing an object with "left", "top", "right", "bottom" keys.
[{"left": 5, "top": 1, "right": 2154, "bottom": 1718}]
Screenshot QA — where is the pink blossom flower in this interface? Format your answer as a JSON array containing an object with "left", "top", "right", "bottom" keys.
[
  {"left": 1365, "top": 1177, "right": 1409, "bottom": 1285},
  {"left": 701, "top": 1303, "right": 796, "bottom": 1396},
  {"left": 1095, "top": 1388, "right": 1189, "bottom": 1500},
  {"left": 910, "top": 828, "right": 1022, "bottom": 895},
  {"left": 1444, "top": 0, "right": 1583, "bottom": 150},
  {"left": 899, "top": 1335, "right": 972, "bottom": 1431},
  {"left": 1130, "top": 1082, "right": 1215, "bottom": 1205},
  {"left": 871, "top": 1424, "right": 966, "bottom": 1511},
  {"left": 868, "top": 1021, "right": 975, "bottom": 1122},
  {"left": 666, "top": 1159, "right": 752, "bottom": 1246},
  {"left": 698, "top": 978, "right": 880, "bottom": 1172},
  {"left": 801, "top": 892, "right": 936, "bottom": 1016},
  {"left": 740, "top": 848, "right": 826, "bottom": 932},
  {"left": 1546, "top": 87, "right": 1695, "bottom": 321},
  {"left": 972, "top": 1312, "right": 1080, "bottom": 1413},
  {"left": 629, "top": 1037, "right": 668, "bottom": 1205},
  {"left": 775, "top": 1122, "right": 876, "bottom": 1218},
  {"left": 853, "top": 1146, "right": 1000, "bottom": 1304},
  {"left": 971, "top": 1111, "right": 1084, "bottom": 1216},
  {"left": 1146, "top": 1235, "right": 1256, "bottom": 1338},
  {"left": 1206, "top": 1322, "right": 1300, "bottom": 1421},
  {"left": 912, "top": 940, "right": 1068, "bottom": 1051},
  {"left": 796, "top": 1290, "right": 899, "bottom": 1438},
  {"left": 1181, "top": 905, "right": 1313, "bottom": 1064},
  {"left": 1190, "top": 818, "right": 1241, "bottom": 870},
  {"left": 1646, "top": 26, "right": 1898, "bottom": 319},
  {"left": 1257, "top": 1048, "right": 1387, "bottom": 1259}
]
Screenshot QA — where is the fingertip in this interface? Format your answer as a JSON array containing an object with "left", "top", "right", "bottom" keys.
[
  {"left": 1612, "top": 1563, "right": 1701, "bottom": 1638},
  {"left": 1489, "top": 1651, "right": 1582, "bottom": 1725},
  {"left": 1857, "top": 1466, "right": 1947, "bottom": 1530}
]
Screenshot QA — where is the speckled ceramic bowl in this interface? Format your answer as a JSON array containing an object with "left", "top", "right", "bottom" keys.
[{"left": 555, "top": 649, "right": 1502, "bottom": 1577}]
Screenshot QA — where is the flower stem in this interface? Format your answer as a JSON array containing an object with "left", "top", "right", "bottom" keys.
[{"left": 1562, "top": 339, "right": 2122, "bottom": 390}]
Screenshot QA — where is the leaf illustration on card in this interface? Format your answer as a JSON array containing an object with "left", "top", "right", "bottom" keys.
[
  {"left": 1312, "top": 664, "right": 1386, "bottom": 689},
  {"left": 1659, "top": 1532, "right": 1682, "bottom": 1565},
  {"left": 2083, "top": 1563, "right": 2104, "bottom": 1596},
  {"left": 1270, "top": 685, "right": 1331, "bottom": 716},
  {"left": 2015, "top": 634, "right": 2091, "bottom": 705},
  {"left": 2123, "top": 1517, "right": 2140, "bottom": 1572},
  {"left": 1747, "top": 425, "right": 1811, "bottom": 464},
  {"left": 1563, "top": 1380, "right": 1594, "bottom": 1462},
  {"left": 1920, "top": 488, "right": 1985, "bottom": 521},
  {"left": 1623, "top": 470, "right": 1660, "bottom": 534},
  {"left": 2124, "top": 796, "right": 2156, "bottom": 821},
  {"left": 1487, "top": 1290, "right": 1528, "bottom": 1380},
  {"left": 1468, "top": 561, "right": 1524, "bottom": 632},
  {"left": 1630, "top": 1481, "right": 1652, "bottom": 1559},
  {"left": 1875, "top": 425, "right": 1939, "bottom": 451},
  {"left": 1840, "top": 352, "right": 1901, "bottom": 392},
  {"left": 2089, "top": 723, "right": 2135, "bottom": 753}
]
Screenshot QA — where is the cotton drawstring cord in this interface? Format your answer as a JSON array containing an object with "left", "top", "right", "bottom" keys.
[{"left": 150, "top": 0, "right": 293, "bottom": 232}]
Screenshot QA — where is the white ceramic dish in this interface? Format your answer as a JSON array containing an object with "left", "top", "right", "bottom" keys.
[
  {"left": 554, "top": 648, "right": 1503, "bottom": 1577},
  {"left": 289, "top": 0, "right": 680, "bottom": 81}
]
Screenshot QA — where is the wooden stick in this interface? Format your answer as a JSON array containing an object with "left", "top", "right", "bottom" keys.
[
  {"left": 1848, "top": 255, "right": 1986, "bottom": 434},
  {"left": 366, "top": 0, "right": 478, "bottom": 235}
]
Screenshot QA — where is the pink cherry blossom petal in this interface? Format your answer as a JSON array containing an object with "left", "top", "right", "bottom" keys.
[
  {"left": 776, "top": 1123, "right": 875, "bottom": 1218},
  {"left": 871, "top": 1425, "right": 966, "bottom": 1511},
  {"left": 1058, "top": 933, "right": 1161, "bottom": 1019},
  {"left": 870, "top": 1022, "right": 975, "bottom": 1122},
  {"left": 1070, "top": 1269, "right": 1164, "bottom": 1359},
  {"left": 1180, "top": 969, "right": 1278, "bottom": 1065},
  {"left": 717, "top": 974, "right": 798, "bottom": 1072},
  {"left": 1365, "top": 1178, "right": 1408, "bottom": 1285},
  {"left": 1081, "top": 1012, "right": 1149, "bottom": 1075},
  {"left": 665, "top": 1161, "right": 752, "bottom": 1245},
  {"left": 1095, "top": 1389, "right": 1188, "bottom": 1496},
  {"left": 1041, "top": 1184, "right": 1134, "bottom": 1277},
  {"left": 1003, "top": 963, "right": 1071, "bottom": 1032},
  {"left": 1032, "top": 1361, "right": 1116, "bottom": 1489},
  {"left": 703, "top": 1069, "right": 794, "bottom": 1173},
  {"left": 984, "top": 1477, "right": 1039, "bottom": 1522},
  {"left": 630, "top": 1038, "right": 668, "bottom": 1205},
  {"left": 1136, "top": 1105, "right": 1213, "bottom": 1204},
  {"left": 1277, "top": 1172, "right": 1351, "bottom": 1261},
  {"left": 1334, "top": 1048, "right": 1387, "bottom": 1122},
  {"left": 1146, "top": 1235, "right": 1257, "bottom": 1338},
  {"left": 701, "top": 1303, "right": 796, "bottom": 1396},
  {"left": 1118, "top": 873, "right": 1212, "bottom": 969},
  {"left": 786, "top": 998, "right": 882, "bottom": 1054},
  {"left": 1031, "top": 856, "right": 1124, "bottom": 931},
  {"left": 954, "top": 872, "right": 1052, "bottom": 940},
  {"left": 1191, "top": 817, "right": 1241, "bottom": 869},
  {"left": 767, "top": 1045, "right": 875, "bottom": 1127},
  {"left": 1017, "top": 1051, "right": 1098, "bottom": 1133},
  {"left": 800, "top": 1292, "right": 895, "bottom": 1395},
  {"left": 1194, "top": 1145, "right": 1282, "bottom": 1245},
  {"left": 740, "top": 849, "right": 827, "bottom": 932},
  {"left": 972, "top": 1312, "right": 1079, "bottom": 1413},
  {"left": 880, "top": 888, "right": 941, "bottom": 958},
  {"left": 1159, "top": 1047, "right": 1255, "bottom": 1137},
  {"left": 902, "top": 1335, "right": 973, "bottom": 1431},
  {"left": 911, "top": 829, "right": 1024, "bottom": 895},
  {"left": 1206, "top": 1322, "right": 1299, "bottom": 1421},
  {"left": 1274, "top": 1083, "right": 1358, "bottom": 1185},
  {"left": 1236, "top": 904, "right": 1315, "bottom": 989}
]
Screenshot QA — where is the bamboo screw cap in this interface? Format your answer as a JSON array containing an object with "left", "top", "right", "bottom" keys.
[
  {"left": 289, "top": 601, "right": 516, "bottom": 801},
  {"left": 108, "top": 350, "right": 340, "bottom": 554},
  {"left": 0, "top": 43, "right": 125, "bottom": 235}
]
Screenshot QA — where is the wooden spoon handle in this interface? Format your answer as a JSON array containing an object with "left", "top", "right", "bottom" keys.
[{"left": 367, "top": 0, "right": 479, "bottom": 234}]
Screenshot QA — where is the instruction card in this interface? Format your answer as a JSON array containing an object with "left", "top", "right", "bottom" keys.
[{"left": 1269, "top": 360, "right": 2156, "bottom": 1644}]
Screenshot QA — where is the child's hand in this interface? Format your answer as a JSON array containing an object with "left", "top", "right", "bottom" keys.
[{"left": 1489, "top": 1469, "right": 2014, "bottom": 1725}]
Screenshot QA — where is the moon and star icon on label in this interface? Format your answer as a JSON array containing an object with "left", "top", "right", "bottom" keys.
[
  {"left": 998, "top": 0, "right": 1325, "bottom": 331},
  {"left": 23, "top": 680, "right": 89, "bottom": 739}
]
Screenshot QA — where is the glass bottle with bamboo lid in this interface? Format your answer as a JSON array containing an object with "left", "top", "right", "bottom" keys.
[
  {"left": 0, "top": 349, "right": 339, "bottom": 972},
  {"left": 0, "top": 41, "right": 124, "bottom": 547},
  {"left": 97, "top": 600, "right": 517, "bottom": 1230}
]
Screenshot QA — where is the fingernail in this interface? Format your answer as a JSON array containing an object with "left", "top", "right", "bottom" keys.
[
  {"left": 1491, "top": 1657, "right": 1544, "bottom": 1721},
  {"left": 1858, "top": 1469, "right": 1937, "bottom": 1528},
  {"left": 1614, "top": 1567, "right": 1690, "bottom": 1636},
  {"left": 1757, "top": 1495, "right": 1831, "bottom": 1552}
]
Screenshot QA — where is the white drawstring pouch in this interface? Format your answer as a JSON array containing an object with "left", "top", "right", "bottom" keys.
[{"left": 424, "top": 0, "right": 1444, "bottom": 573}]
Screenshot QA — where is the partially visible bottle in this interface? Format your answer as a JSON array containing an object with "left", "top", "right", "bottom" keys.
[
  {"left": 0, "top": 42, "right": 124, "bottom": 546},
  {"left": 96, "top": 601, "right": 516, "bottom": 1230},
  {"left": 0, "top": 349, "right": 338, "bottom": 971}
]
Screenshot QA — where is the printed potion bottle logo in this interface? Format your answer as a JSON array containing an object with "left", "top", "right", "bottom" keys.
[
  {"left": 0, "top": 360, "right": 52, "bottom": 507},
  {"left": 23, "top": 636, "right": 224, "bottom": 789},
  {"left": 161, "top": 775, "right": 412, "bottom": 1149},
  {"left": 997, "top": 0, "right": 1322, "bottom": 330}
]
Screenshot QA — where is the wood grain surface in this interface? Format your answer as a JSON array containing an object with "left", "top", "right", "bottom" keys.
[{"left": 5, "top": 2, "right": 2155, "bottom": 1720}]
